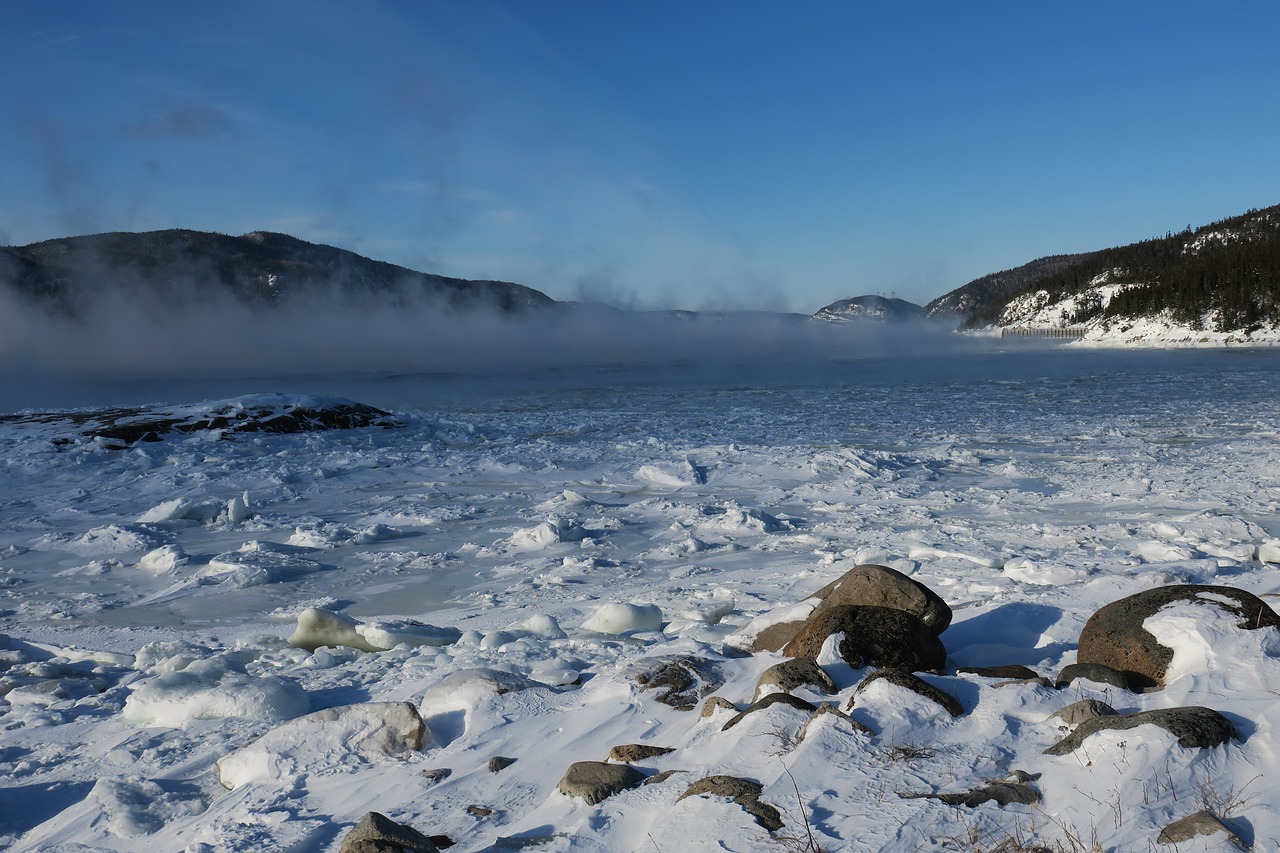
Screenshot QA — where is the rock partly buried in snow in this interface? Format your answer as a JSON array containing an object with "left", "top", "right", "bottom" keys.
[
  {"left": 800, "top": 701, "right": 875, "bottom": 740},
  {"left": 677, "top": 775, "right": 783, "bottom": 832},
  {"left": 1044, "top": 706, "right": 1236, "bottom": 756},
  {"left": 749, "top": 564, "right": 951, "bottom": 652},
  {"left": 1077, "top": 584, "right": 1280, "bottom": 691},
  {"left": 631, "top": 656, "right": 724, "bottom": 711},
  {"left": 782, "top": 605, "right": 946, "bottom": 672},
  {"left": 12, "top": 393, "right": 397, "bottom": 447},
  {"left": 608, "top": 743, "right": 675, "bottom": 763},
  {"left": 754, "top": 656, "right": 835, "bottom": 699},
  {"left": 902, "top": 780, "right": 1041, "bottom": 807},
  {"left": 339, "top": 811, "right": 440, "bottom": 853},
  {"left": 850, "top": 668, "right": 963, "bottom": 717},
  {"left": 1055, "top": 662, "right": 1134, "bottom": 692},
  {"left": 217, "top": 702, "right": 428, "bottom": 789},
  {"left": 957, "top": 664, "right": 1040, "bottom": 680},
  {"left": 1156, "top": 810, "right": 1247, "bottom": 848},
  {"left": 721, "top": 692, "right": 818, "bottom": 731},
  {"left": 557, "top": 761, "right": 646, "bottom": 805},
  {"left": 1050, "top": 699, "right": 1117, "bottom": 725}
]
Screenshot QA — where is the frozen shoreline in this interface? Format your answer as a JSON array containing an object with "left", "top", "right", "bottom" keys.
[{"left": 3, "top": 353, "right": 1280, "bottom": 851}]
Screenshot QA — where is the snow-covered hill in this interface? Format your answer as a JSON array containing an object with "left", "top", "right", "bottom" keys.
[{"left": 811, "top": 295, "right": 922, "bottom": 324}]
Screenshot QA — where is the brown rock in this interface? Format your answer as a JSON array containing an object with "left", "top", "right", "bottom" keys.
[
  {"left": 608, "top": 743, "right": 675, "bottom": 763},
  {"left": 1077, "top": 585, "right": 1280, "bottom": 690},
  {"left": 782, "top": 605, "right": 946, "bottom": 672},
  {"left": 1157, "top": 809, "right": 1247, "bottom": 848},
  {"left": 721, "top": 692, "right": 818, "bottom": 731}
]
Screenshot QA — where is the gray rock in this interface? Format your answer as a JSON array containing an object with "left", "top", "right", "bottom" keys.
[
  {"left": 632, "top": 656, "right": 724, "bottom": 711},
  {"left": 754, "top": 656, "right": 835, "bottom": 697},
  {"left": 1045, "top": 706, "right": 1236, "bottom": 756},
  {"left": 1055, "top": 662, "right": 1133, "bottom": 691},
  {"left": 721, "top": 692, "right": 818, "bottom": 731},
  {"left": 339, "top": 811, "right": 440, "bottom": 853},
  {"left": 678, "top": 775, "right": 783, "bottom": 831},
  {"left": 1050, "top": 699, "right": 1117, "bottom": 726},
  {"left": 608, "top": 743, "right": 675, "bottom": 763},
  {"left": 782, "top": 605, "right": 946, "bottom": 672},
  {"left": 1157, "top": 809, "right": 1247, "bottom": 848},
  {"left": 488, "top": 756, "right": 516, "bottom": 773},
  {"left": 1078, "top": 584, "right": 1280, "bottom": 691},
  {"left": 850, "top": 668, "right": 963, "bottom": 717},
  {"left": 557, "top": 761, "right": 646, "bottom": 805}
]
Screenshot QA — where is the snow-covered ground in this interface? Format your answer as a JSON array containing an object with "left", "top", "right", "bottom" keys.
[{"left": 2, "top": 348, "right": 1280, "bottom": 851}]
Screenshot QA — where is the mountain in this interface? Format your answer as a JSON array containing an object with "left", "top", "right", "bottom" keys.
[
  {"left": 0, "top": 229, "right": 554, "bottom": 315},
  {"left": 921, "top": 253, "right": 1097, "bottom": 323},
  {"left": 924, "top": 204, "right": 1280, "bottom": 335},
  {"left": 811, "top": 294, "right": 922, "bottom": 323}
]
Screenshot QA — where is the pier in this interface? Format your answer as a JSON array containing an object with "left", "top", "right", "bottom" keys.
[{"left": 1001, "top": 326, "right": 1087, "bottom": 340}]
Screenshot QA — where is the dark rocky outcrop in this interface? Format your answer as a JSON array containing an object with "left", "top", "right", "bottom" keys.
[
  {"left": 339, "top": 812, "right": 440, "bottom": 853},
  {"left": 633, "top": 656, "right": 724, "bottom": 711},
  {"left": 677, "top": 775, "right": 783, "bottom": 831},
  {"left": 1077, "top": 585, "right": 1280, "bottom": 690},
  {"left": 3, "top": 393, "right": 397, "bottom": 447},
  {"left": 1044, "top": 706, "right": 1236, "bottom": 756},
  {"left": 557, "top": 761, "right": 646, "bottom": 805},
  {"left": 902, "top": 780, "right": 1041, "bottom": 807},
  {"left": 782, "top": 605, "right": 946, "bottom": 672},
  {"left": 957, "top": 665, "right": 1040, "bottom": 680},
  {"left": 849, "top": 668, "right": 963, "bottom": 717}
]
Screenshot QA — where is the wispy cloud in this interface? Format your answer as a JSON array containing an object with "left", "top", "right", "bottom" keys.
[{"left": 120, "top": 97, "right": 234, "bottom": 139}]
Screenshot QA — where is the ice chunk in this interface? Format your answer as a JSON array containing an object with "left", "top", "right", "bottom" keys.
[
  {"left": 514, "top": 613, "right": 567, "bottom": 639},
  {"left": 224, "top": 491, "right": 252, "bottom": 524},
  {"left": 136, "top": 498, "right": 197, "bottom": 524},
  {"left": 216, "top": 701, "right": 428, "bottom": 789},
  {"left": 88, "top": 776, "right": 206, "bottom": 837},
  {"left": 354, "top": 618, "right": 461, "bottom": 649},
  {"left": 67, "top": 524, "right": 167, "bottom": 556},
  {"left": 289, "top": 607, "right": 380, "bottom": 653},
  {"left": 1258, "top": 541, "right": 1280, "bottom": 564},
  {"left": 510, "top": 517, "right": 586, "bottom": 550},
  {"left": 122, "top": 657, "right": 308, "bottom": 727},
  {"left": 137, "top": 544, "right": 188, "bottom": 575},
  {"left": 581, "top": 602, "right": 663, "bottom": 635}
]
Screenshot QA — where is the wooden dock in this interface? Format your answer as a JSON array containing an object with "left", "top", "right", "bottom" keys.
[{"left": 1001, "top": 326, "right": 1087, "bottom": 340}]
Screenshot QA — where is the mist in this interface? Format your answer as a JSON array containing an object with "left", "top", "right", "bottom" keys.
[{"left": 0, "top": 270, "right": 1010, "bottom": 410}]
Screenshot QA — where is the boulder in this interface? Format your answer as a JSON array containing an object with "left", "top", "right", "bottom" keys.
[
  {"left": 782, "top": 605, "right": 946, "bottom": 672},
  {"left": 750, "top": 564, "right": 951, "bottom": 652},
  {"left": 1077, "top": 585, "right": 1280, "bottom": 690},
  {"left": 754, "top": 656, "right": 835, "bottom": 699},
  {"left": 957, "top": 664, "right": 1040, "bottom": 680},
  {"left": 1045, "top": 706, "right": 1236, "bottom": 756},
  {"left": 800, "top": 701, "right": 875, "bottom": 741},
  {"left": 849, "top": 668, "right": 963, "bottom": 717},
  {"left": 700, "top": 696, "right": 738, "bottom": 719},
  {"left": 557, "top": 761, "right": 646, "bottom": 805},
  {"left": 678, "top": 775, "right": 783, "bottom": 831},
  {"left": 339, "top": 812, "right": 439, "bottom": 853},
  {"left": 902, "top": 781, "right": 1040, "bottom": 807}
]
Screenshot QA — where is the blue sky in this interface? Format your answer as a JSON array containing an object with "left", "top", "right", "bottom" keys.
[{"left": 3, "top": 1, "right": 1278, "bottom": 312}]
